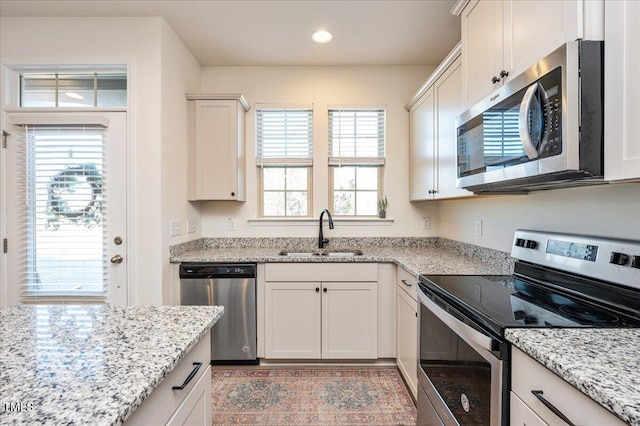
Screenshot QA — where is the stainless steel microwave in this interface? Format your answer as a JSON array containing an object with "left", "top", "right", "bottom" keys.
[{"left": 455, "top": 41, "right": 604, "bottom": 193}]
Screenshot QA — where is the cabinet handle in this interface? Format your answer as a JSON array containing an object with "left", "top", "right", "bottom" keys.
[
  {"left": 500, "top": 70, "right": 509, "bottom": 78},
  {"left": 531, "top": 390, "right": 576, "bottom": 426},
  {"left": 315, "top": 287, "right": 320, "bottom": 292},
  {"left": 401, "top": 279, "right": 413, "bottom": 287},
  {"left": 172, "top": 362, "right": 202, "bottom": 391},
  {"left": 323, "top": 288, "right": 327, "bottom": 293},
  {"left": 492, "top": 76, "right": 501, "bottom": 84}
]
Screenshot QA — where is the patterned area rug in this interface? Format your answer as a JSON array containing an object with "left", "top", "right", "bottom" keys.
[{"left": 211, "top": 367, "right": 417, "bottom": 425}]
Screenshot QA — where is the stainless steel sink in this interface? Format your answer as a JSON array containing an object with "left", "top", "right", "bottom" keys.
[{"left": 278, "top": 249, "right": 363, "bottom": 257}]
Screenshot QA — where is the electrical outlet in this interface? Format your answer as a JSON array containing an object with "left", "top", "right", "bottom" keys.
[
  {"left": 422, "top": 217, "right": 431, "bottom": 230},
  {"left": 475, "top": 219, "right": 483, "bottom": 236},
  {"left": 227, "top": 218, "right": 236, "bottom": 231},
  {"left": 170, "top": 220, "right": 181, "bottom": 237},
  {"left": 187, "top": 220, "right": 197, "bottom": 234}
]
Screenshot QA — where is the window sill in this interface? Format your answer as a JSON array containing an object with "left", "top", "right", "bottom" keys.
[{"left": 248, "top": 217, "right": 394, "bottom": 226}]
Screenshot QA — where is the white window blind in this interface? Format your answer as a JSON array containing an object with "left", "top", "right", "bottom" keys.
[
  {"left": 17, "top": 125, "right": 108, "bottom": 303},
  {"left": 329, "top": 108, "right": 385, "bottom": 166},
  {"left": 256, "top": 108, "right": 313, "bottom": 166}
]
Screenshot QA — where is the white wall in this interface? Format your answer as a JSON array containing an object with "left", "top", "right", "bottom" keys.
[
  {"left": 436, "top": 182, "right": 640, "bottom": 253},
  {"left": 159, "top": 20, "right": 202, "bottom": 303},
  {"left": 199, "top": 65, "right": 439, "bottom": 237},
  {"left": 0, "top": 17, "right": 170, "bottom": 305}
]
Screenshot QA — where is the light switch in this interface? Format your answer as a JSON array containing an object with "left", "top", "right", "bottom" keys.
[{"left": 170, "top": 220, "right": 181, "bottom": 237}]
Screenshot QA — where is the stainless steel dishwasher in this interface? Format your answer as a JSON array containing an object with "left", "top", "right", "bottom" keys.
[{"left": 179, "top": 263, "right": 258, "bottom": 364}]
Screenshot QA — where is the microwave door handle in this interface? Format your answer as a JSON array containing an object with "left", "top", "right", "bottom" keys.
[{"left": 519, "top": 82, "right": 541, "bottom": 160}]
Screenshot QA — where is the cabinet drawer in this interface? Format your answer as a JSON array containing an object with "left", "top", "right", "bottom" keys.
[
  {"left": 511, "top": 347, "right": 625, "bottom": 426},
  {"left": 510, "top": 392, "right": 548, "bottom": 426},
  {"left": 396, "top": 266, "right": 418, "bottom": 301},
  {"left": 126, "top": 332, "right": 211, "bottom": 425},
  {"left": 265, "top": 263, "right": 377, "bottom": 282}
]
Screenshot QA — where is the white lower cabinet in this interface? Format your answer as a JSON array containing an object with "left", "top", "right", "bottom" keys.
[
  {"left": 126, "top": 332, "right": 212, "bottom": 426},
  {"left": 511, "top": 347, "right": 625, "bottom": 426},
  {"left": 167, "top": 365, "right": 212, "bottom": 426},
  {"left": 263, "top": 263, "right": 378, "bottom": 359},
  {"left": 395, "top": 267, "right": 418, "bottom": 399}
]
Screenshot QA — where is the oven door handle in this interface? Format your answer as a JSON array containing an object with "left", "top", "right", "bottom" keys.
[{"left": 418, "top": 288, "right": 494, "bottom": 352}]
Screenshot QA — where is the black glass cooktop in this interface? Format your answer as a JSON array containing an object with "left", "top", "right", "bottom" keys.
[{"left": 418, "top": 262, "right": 640, "bottom": 338}]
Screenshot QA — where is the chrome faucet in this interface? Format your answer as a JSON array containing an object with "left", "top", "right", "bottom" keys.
[{"left": 318, "top": 209, "right": 334, "bottom": 249}]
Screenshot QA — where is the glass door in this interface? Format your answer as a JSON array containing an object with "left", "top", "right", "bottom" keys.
[{"left": 4, "top": 112, "right": 127, "bottom": 305}]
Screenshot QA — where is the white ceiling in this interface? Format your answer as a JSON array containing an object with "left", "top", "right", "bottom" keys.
[{"left": 0, "top": 0, "right": 461, "bottom": 66}]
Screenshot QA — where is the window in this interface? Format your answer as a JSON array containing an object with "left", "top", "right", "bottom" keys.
[
  {"left": 329, "top": 108, "right": 385, "bottom": 216},
  {"left": 20, "top": 72, "right": 127, "bottom": 107},
  {"left": 256, "top": 107, "right": 313, "bottom": 217},
  {"left": 21, "top": 125, "right": 107, "bottom": 299}
]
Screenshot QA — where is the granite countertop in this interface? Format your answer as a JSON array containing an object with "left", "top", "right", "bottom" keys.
[
  {"left": 506, "top": 328, "right": 640, "bottom": 425},
  {"left": 0, "top": 305, "right": 224, "bottom": 426},
  {"left": 171, "top": 243, "right": 515, "bottom": 277}
]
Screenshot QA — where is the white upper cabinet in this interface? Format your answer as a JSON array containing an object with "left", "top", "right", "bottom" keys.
[
  {"left": 407, "top": 44, "right": 473, "bottom": 201},
  {"left": 604, "top": 0, "right": 640, "bottom": 181},
  {"left": 457, "top": 0, "right": 604, "bottom": 108},
  {"left": 409, "top": 86, "right": 436, "bottom": 200},
  {"left": 186, "top": 94, "right": 250, "bottom": 201}
]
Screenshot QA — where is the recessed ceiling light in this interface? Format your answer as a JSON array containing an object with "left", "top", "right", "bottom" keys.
[
  {"left": 312, "top": 30, "right": 333, "bottom": 44},
  {"left": 65, "top": 92, "right": 84, "bottom": 100}
]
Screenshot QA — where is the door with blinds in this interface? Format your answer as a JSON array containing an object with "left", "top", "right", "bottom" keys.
[{"left": 4, "top": 112, "right": 127, "bottom": 306}]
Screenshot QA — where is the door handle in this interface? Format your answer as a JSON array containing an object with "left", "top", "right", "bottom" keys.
[
  {"left": 531, "top": 390, "right": 576, "bottom": 426},
  {"left": 518, "top": 82, "right": 541, "bottom": 159},
  {"left": 110, "top": 254, "right": 124, "bottom": 264}
]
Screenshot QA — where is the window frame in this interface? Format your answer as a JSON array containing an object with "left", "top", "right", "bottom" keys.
[
  {"left": 255, "top": 105, "right": 314, "bottom": 218},
  {"left": 328, "top": 107, "right": 386, "bottom": 217},
  {"left": 329, "top": 165, "right": 384, "bottom": 217}
]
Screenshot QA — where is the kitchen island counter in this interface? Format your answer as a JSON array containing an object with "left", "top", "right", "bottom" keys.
[
  {"left": 506, "top": 328, "right": 640, "bottom": 426},
  {"left": 0, "top": 304, "right": 223, "bottom": 425}
]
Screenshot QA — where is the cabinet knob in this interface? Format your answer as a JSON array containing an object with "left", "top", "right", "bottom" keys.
[
  {"left": 492, "top": 76, "right": 501, "bottom": 84},
  {"left": 316, "top": 287, "right": 320, "bottom": 292},
  {"left": 499, "top": 70, "right": 509, "bottom": 78},
  {"left": 323, "top": 287, "right": 327, "bottom": 293},
  {"left": 231, "top": 192, "right": 235, "bottom": 197}
]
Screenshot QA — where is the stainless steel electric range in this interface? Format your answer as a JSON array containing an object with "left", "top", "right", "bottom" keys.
[{"left": 417, "top": 229, "right": 640, "bottom": 426}]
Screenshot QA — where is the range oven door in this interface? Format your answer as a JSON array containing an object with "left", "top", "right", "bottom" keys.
[{"left": 417, "top": 285, "right": 507, "bottom": 426}]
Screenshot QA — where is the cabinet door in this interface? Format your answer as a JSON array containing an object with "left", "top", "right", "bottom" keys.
[
  {"left": 322, "top": 282, "right": 378, "bottom": 359},
  {"left": 461, "top": 0, "right": 503, "bottom": 108},
  {"left": 396, "top": 286, "right": 418, "bottom": 399},
  {"left": 166, "top": 365, "right": 212, "bottom": 426},
  {"left": 605, "top": 0, "right": 640, "bottom": 181},
  {"left": 506, "top": 0, "right": 581, "bottom": 82},
  {"left": 189, "top": 99, "right": 243, "bottom": 201},
  {"left": 265, "top": 282, "right": 321, "bottom": 358},
  {"left": 409, "top": 87, "right": 436, "bottom": 201},
  {"left": 434, "top": 58, "right": 473, "bottom": 200}
]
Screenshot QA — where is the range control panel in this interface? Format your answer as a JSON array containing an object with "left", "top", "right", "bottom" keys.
[{"left": 512, "top": 230, "right": 640, "bottom": 289}]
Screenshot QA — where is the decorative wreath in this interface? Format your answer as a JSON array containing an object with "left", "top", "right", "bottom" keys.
[{"left": 45, "top": 164, "right": 103, "bottom": 230}]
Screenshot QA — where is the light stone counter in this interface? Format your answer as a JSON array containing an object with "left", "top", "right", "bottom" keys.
[
  {"left": 506, "top": 328, "right": 640, "bottom": 425},
  {"left": 0, "top": 305, "right": 223, "bottom": 425},
  {"left": 170, "top": 237, "right": 515, "bottom": 277}
]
